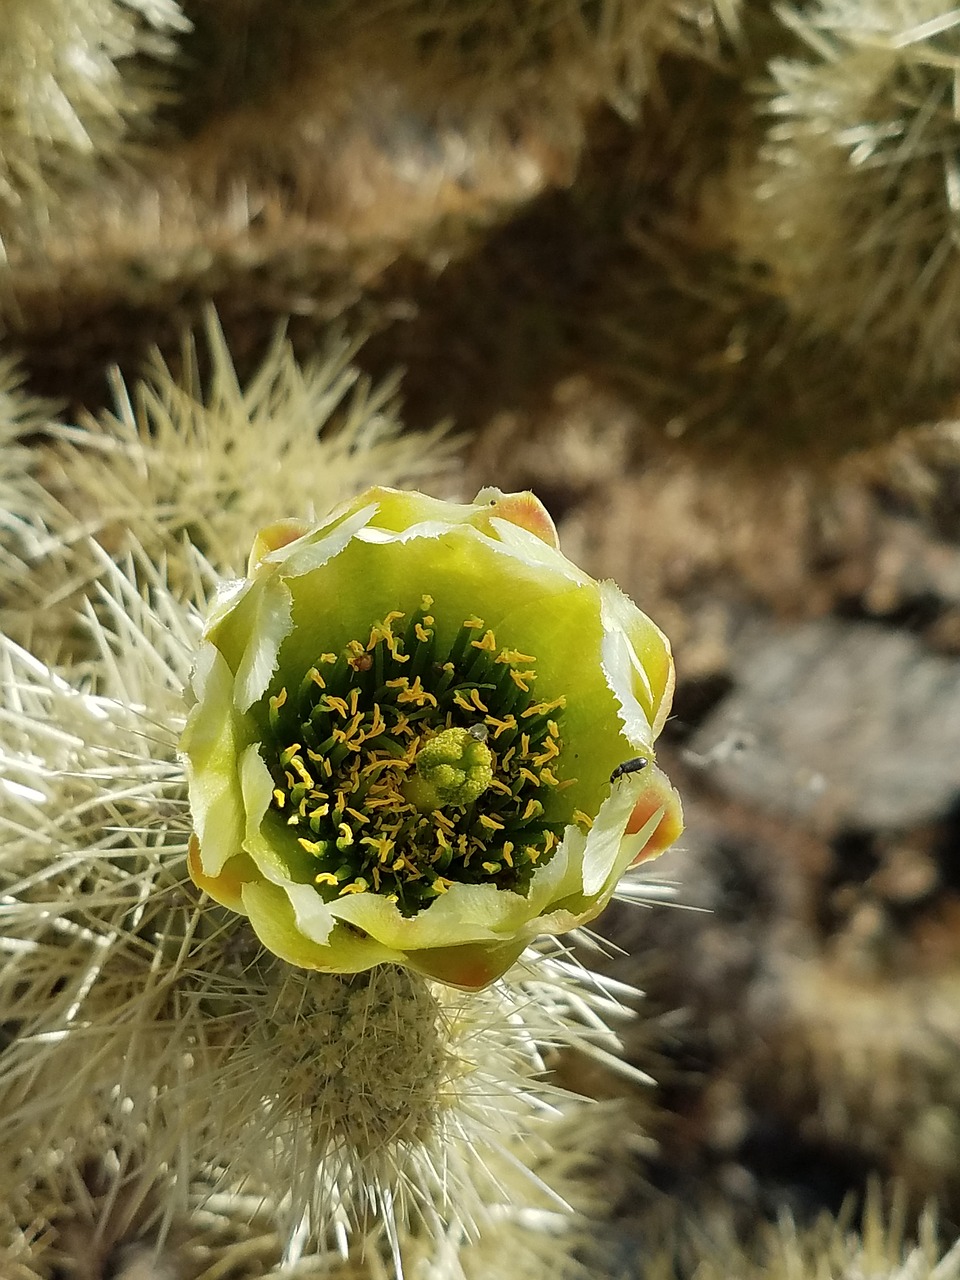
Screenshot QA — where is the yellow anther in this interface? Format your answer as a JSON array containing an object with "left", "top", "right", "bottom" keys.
[
  {"left": 521, "top": 798, "right": 543, "bottom": 821},
  {"left": 342, "top": 711, "right": 364, "bottom": 740},
  {"left": 415, "top": 623, "right": 432, "bottom": 643},
  {"left": 270, "top": 687, "right": 288, "bottom": 710},
  {"left": 298, "top": 837, "right": 325, "bottom": 855},
  {"left": 348, "top": 687, "right": 360, "bottom": 717},
  {"left": 478, "top": 813, "right": 504, "bottom": 832},
  {"left": 485, "top": 714, "right": 517, "bottom": 739},
  {"left": 573, "top": 809, "right": 594, "bottom": 829},
  {"left": 502, "top": 842, "right": 515, "bottom": 867},
  {"left": 365, "top": 706, "right": 386, "bottom": 738},
  {"left": 279, "top": 742, "right": 302, "bottom": 766},
  {"left": 522, "top": 696, "right": 567, "bottom": 718},
  {"left": 525, "top": 844, "right": 541, "bottom": 863},
  {"left": 421, "top": 594, "right": 434, "bottom": 610},
  {"left": 482, "top": 861, "right": 501, "bottom": 874},
  {"left": 547, "top": 719, "right": 560, "bottom": 739},
  {"left": 453, "top": 691, "right": 475, "bottom": 713},
  {"left": 469, "top": 688, "right": 489, "bottom": 713},
  {"left": 497, "top": 648, "right": 536, "bottom": 665},
  {"left": 397, "top": 677, "right": 437, "bottom": 707},
  {"left": 307, "top": 667, "right": 325, "bottom": 689},
  {"left": 510, "top": 669, "right": 534, "bottom": 692},
  {"left": 392, "top": 856, "right": 406, "bottom": 873},
  {"left": 310, "top": 803, "right": 330, "bottom": 820},
  {"left": 463, "top": 615, "right": 485, "bottom": 629},
  {"left": 273, "top": 789, "right": 286, "bottom": 808},
  {"left": 519, "top": 767, "right": 540, "bottom": 787},
  {"left": 325, "top": 695, "right": 349, "bottom": 718},
  {"left": 520, "top": 734, "right": 532, "bottom": 757},
  {"left": 489, "top": 778, "right": 513, "bottom": 796},
  {"left": 291, "top": 756, "right": 313, "bottom": 786},
  {"left": 470, "top": 629, "right": 497, "bottom": 652},
  {"left": 540, "top": 768, "right": 561, "bottom": 786},
  {"left": 337, "top": 823, "right": 354, "bottom": 846},
  {"left": 339, "top": 879, "right": 369, "bottom": 896},
  {"left": 315, "top": 872, "right": 339, "bottom": 886},
  {"left": 431, "top": 876, "right": 453, "bottom": 894}
]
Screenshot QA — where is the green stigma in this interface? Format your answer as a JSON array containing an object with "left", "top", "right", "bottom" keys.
[{"left": 406, "top": 727, "right": 494, "bottom": 811}]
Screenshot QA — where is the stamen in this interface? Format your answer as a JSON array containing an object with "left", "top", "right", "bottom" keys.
[{"left": 268, "top": 602, "right": 574, "bottom": 913}]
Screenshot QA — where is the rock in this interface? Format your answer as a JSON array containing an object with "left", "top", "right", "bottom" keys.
[{"left": 689, "top": 618, "right": 960, "bottom": 833}]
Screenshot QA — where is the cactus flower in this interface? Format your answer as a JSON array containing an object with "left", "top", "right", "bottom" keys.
[{"left": 181, "top": 487, "right": 682, "bottom": 989}]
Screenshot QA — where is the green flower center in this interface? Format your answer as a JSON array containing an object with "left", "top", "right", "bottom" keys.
[{"left": 265, "top": 597, "right": 588, "bottom": 916}]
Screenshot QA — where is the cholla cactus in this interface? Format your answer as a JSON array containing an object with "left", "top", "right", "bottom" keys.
[
  {"left": 0, "top": 357, "right": 58, "bottom": 589},
  {"left": 0, "top": 0, "right": 188, "bottom": 216},
  {"left": 0, "top": 321, "right": 680, "bottom": 1274},
  {"left": 643, "top": 1185, "right": 960, "bottom": 1280},
  {"left": 0, "top": 312, "right": 452, "bottom": 659},
  {"left": 733, "top": 0, "right": 960, "bottom": 383}
]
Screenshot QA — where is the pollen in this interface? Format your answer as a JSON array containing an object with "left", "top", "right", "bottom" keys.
[
  {"left": 470, "top": 629, "right": 497, "bottom": 652},
  {"left": 510, "top": 669, "right": 534, "bottom": 692}
]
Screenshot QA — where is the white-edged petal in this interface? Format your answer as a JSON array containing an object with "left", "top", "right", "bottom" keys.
[
  {"left": 181, "top": 646, "right": 245, "bottom": 878},
  {"left": 283, "top": 882, "right": 336, "bottom": 945},
  {"left": 233, "top": 576, "right": 294, "bottom": 711},
  {"left": 487, "top": 515, "right": 587, "bottom": 582},
  {"left": 271, "top": 502, "right": 380, "bottom": 577},
  {"left": 239, "top": 742, "right": 286, "bottom": 881},
  {"left": 582, "top": 773, "right": 660, "bottom": 898},
  {"left": 599, "top": 581, "right": 657, "bottom": 750}
]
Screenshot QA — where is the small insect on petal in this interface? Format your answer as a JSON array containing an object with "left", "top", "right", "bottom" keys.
[{"left": 610, "top": 756, "right": 648, "bottom": 783}]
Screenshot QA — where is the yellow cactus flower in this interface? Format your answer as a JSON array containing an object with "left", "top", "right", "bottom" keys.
[{"left": 181, "top": 486, "right": 682, "bottom": 989}]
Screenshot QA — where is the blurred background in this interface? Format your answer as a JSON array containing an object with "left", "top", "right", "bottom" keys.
[{"left": 3, "top": 0, "right": 960, "bottom": 1272}]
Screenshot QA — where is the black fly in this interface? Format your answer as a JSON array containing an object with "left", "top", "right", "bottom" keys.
[{"left": 609, "top": 756, "right": 649, "bottom": 783}]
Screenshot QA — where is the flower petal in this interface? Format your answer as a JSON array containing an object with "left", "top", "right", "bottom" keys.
[
  {"left": 599, "top": 580, "right": 674, "bottom": 748},
  {"left": 474, "top": 487, "right": 561, "bottom": 549},
  {"left": 187, "top": 834, "right": 258, "bottom": 911},
  {"left": 180, "top": 645, "right": 247, "bottom": 878},
  {"left": 405, "top": 937, "right": 529, "bottom": 989},
  {"left": 241, "top": 880, "right": 402, "bottom": 971}
]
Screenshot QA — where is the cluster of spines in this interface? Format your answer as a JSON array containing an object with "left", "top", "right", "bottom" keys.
[{"left": 267, "top": 598, "right": 579, "bottom": 914}]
